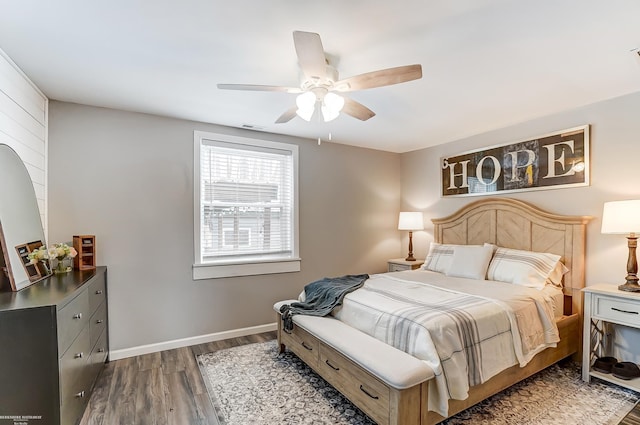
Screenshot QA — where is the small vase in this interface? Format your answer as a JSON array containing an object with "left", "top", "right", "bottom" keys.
[{"left": 53, "top": 257, "right": 72, "bottom": 274}]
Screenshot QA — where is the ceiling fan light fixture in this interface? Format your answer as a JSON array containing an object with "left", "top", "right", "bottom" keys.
[
  {"left": 321, "top": 92, "right": 344, "bottom": 122},
  {"left": 295, "top": 91, "right": 316, "bottom": 121},
  {"left": 321, "top": 105, "right": 340, "bottom": 122}
]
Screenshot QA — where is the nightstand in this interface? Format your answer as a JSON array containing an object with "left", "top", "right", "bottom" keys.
[
  {"left": 387, "top": 258, "right": 424, "bottom": 272},
  {"left": 582, "top": 284, "right": 640, "bottom": 392}
]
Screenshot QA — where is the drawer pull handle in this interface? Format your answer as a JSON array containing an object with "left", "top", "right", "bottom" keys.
[
  {"left": 73, "top": 313, "right": 83, "bottom": 319},
  {"left": 75, "top": 390, "right": 85, "bottom": 398},
  {"left": 96, "top": 319, "right": 104, "bottom": 324},
  {"left": 301, "top": 342, "right": 313, "bottom": 351},
  {"left": 359, "top": 385, "right": 379, "bottom": 400},
  {"left": 325, "top": 359, "right": 340, "bottom": 371},
  {"left": 611, "top": 307, "right": 639, "bottom": 315},
  {"left": 95, "top": 290, "right": 103, "bottom": 294},
  {"left": 75, "top": 352, "right": 84, "bottom": 359},
  {"left": 98, "top": 348, "right": 105, "bottom": 353}
]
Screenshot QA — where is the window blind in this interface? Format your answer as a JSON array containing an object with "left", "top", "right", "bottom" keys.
[{"left": 200, "top": 140, "right": 294, "bottom": 262}]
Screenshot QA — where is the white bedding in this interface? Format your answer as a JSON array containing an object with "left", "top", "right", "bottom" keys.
[
  {"left": 541, "top": 284, "right": 565, "bottom": 318},
  {"left": 330, "top": 270, "right": 560, "bottom": 416}
]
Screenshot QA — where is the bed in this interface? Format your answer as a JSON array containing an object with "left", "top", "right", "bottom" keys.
[{"left": 276, "top": 197, "right": 590, "bottom": 425}]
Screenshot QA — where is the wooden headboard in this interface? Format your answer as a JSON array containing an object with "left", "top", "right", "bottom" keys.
[{"left": 432, "top": 197, "right": 591, "bottom": 316}]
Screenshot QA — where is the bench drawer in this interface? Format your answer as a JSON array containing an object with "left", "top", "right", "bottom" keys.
[
  {"left": 281, "top": 324, "right": 319, "bottom": 367},
  {"left": 318, "top": 342, "right": 390, "bottom": 425}
]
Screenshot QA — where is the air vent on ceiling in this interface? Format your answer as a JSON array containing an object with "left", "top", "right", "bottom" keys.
[{"left": 241, "top": 124, "right": 265, "bottom": 131}]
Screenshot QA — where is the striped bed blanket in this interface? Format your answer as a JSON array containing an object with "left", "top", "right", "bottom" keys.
[{"left": 331, "top": 270, "right": 560, "bottom": 417}]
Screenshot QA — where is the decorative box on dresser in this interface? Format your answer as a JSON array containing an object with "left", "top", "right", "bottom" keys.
[
  {"left": 582, "top": 284, "right": 640, "bottom": 391},
  {"left": 0, "top": 267, "right": 108, "bottom": 425},
  {"left": 387, "top": 258, "right": 424, "bottom": 272}
]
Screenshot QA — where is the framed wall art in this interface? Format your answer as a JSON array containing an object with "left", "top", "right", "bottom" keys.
[{"left": 441, "top": 125, "right": 589, "bottom": 197}]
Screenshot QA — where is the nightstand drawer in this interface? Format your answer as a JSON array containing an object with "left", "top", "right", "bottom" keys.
[
  {"left": 387, "top": 259, "right": 424, "bottom": 272},
  {"left": 389, "top": 263, "right": 410, "bottom": 272},
  {"left": 594, "top": 295, "right": 640, "bottom": 326}
]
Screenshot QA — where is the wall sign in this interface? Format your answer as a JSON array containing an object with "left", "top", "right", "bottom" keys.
[{"left": 441, "top": 125, "right": 589, "bottom": 197}]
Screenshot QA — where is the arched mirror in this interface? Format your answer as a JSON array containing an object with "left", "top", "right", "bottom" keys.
[{"left": 0, "top": 143, "right": 49, "bottom": 291}]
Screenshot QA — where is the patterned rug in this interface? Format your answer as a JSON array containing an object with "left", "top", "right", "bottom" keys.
[{"left": 197, "top": 340, "right": 638, "bottom": 425}]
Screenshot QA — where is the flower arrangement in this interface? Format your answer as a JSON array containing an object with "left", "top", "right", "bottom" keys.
[
  {"left": 28, "top": 243, "right": 78, "bottom": 273},
  {"left": 27, "top": 246, "right": 48, "bottom": 264}
]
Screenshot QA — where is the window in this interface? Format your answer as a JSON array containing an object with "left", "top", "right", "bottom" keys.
[{"left": 193, "top": 131, "right": 300, "bottom": 279}]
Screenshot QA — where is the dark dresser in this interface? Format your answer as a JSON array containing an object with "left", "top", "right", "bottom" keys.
[{"left": 0, "top": 267, "right": 108, "bottom": 425}]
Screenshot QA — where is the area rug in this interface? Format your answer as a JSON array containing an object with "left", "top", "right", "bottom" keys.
[{"left": 197, "top": 340, "right": 638, "bottom": 425}]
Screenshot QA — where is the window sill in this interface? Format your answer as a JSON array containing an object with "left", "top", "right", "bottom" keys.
[{"left": 193, "top": 258, "right": 301, "bottom": 279}]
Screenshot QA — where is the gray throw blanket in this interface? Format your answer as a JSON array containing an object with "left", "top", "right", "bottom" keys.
[{"left": 279, "top": 274, "right": 369, "bottom": 332}]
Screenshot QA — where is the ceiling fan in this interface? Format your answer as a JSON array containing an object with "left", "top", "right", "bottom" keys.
[{"left": 217, "top": 31, "right": 423, "bottom": 124}]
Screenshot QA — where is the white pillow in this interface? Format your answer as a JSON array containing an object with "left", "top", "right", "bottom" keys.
[
  {"left": 423, "top": 242, "right": 456, "bottom": 273},
  {"left": 487, "top": 247, "right": 565, "bottom": 289},
  {"left": 548, "top": 261, "right": 570, "bottom": 287},
  {"left": 445, "top": 245, "right": 494, "bottom": 280}
]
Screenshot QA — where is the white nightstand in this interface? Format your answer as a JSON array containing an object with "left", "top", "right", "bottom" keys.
[
  {"left": 582, "top": 284, "right": 640, "bottom": 391},
  {"left": 387, "top": 258, "right": 424, "bottom": 272}
]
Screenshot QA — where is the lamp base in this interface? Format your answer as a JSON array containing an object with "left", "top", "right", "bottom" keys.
[
  {"left": 618, "top": 282, "right": 640, "bottom": 292},
  {"left": 405, "top": 255, "right": 416, "bottom": 262}
]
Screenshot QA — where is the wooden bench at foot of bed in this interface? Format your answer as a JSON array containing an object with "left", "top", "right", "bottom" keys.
[{"left": 276, "top": 307, "right": 580, "bottom": 425}]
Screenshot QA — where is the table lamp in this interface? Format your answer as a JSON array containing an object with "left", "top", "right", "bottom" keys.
[
  {"left": 601, "top": 200, "right": 640, "bottom": 292},
  {"left": 398, "top": 212, "right": 424, "bottom": 261}
]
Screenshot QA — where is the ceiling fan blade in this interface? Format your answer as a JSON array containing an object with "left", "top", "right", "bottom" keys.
[
  {"left": 293, "top": 31, "right": 327, "bottom": 80},
  {"left": 342, "top": 97, "right": 375, "bottom": 121},
  {"left": 275, "top": 106, "right": 298, "bottom": 123},
  {"left": 333, "top": 64, "right": 422, "bottom": 92},
  {"left": 217, "top": 84, "right": 301, "bottom": 93}
]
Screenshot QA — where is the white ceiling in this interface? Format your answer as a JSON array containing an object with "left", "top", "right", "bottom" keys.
[{"left": 1, "top": 0, "right": 639, "bottom": 153}]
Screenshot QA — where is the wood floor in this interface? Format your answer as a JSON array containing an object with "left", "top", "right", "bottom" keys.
[
  {"left": 81, "top": 330, "right": 637, "bottom": 425},
  {"left": 620, "top": 401, "right": 640, "bottom": 425},
  {"left": 79, "top": 331, "right": 277, "bottom": 425}
]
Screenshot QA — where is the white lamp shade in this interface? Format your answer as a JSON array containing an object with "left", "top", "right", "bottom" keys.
[
  {"left": 398, "top": 212, "right": 424, "bottom": 231},
  {"left": 295, "top": 92, "right": 316, "bottom": 121},
  {"left": 601, "top": 200, "right": 640, "bottom": 234},
  {"left": 321, "top": 93, "right": 344, "bottom": 122}
]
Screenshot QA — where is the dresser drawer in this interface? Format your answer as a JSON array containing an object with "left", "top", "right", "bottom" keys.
[
  {"left": 318, "top": 342, "right": 390, "bottom": 425},
  {"left": 90, "top": 328, "right": 108, "bottom": 366},
  {"left": 90, "top": 302, "right": 107, "bottom": 349},
  {"left": 60, "top": 361, "right": 94, "bottom": 425},
  {"left": 281, "top": 324, "right": 319, "bottom": 367},
  {"left": 88, "top": 273, "right": 106, "bottom": 313},
  {"left": 60, "top": 326, "right": 91, "bottom": 402},
  {"left": 57, "top": 291, "right": 90, "bottom": 354},
  {"left": 594, "top": 295, "right": 640, "bottom": 327}
]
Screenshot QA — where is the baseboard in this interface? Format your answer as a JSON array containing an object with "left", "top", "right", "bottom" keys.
[{"left": 109, "top": 322, "right": 278, "bottom": 361}]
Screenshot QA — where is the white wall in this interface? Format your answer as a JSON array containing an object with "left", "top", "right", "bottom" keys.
[
  {"left": 401, "top": 90, "right": 640, "bottom": 288},
  {"left": 48, "top": 101, "right": 402, "bottom": 355},
  {"left": 0, "top": 48, "right": 48, "bottom": 229}
]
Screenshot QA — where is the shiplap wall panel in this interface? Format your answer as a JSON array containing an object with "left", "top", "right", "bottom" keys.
[
  {"left": 0, "top": 130, "right": 45, "bottom": 171},
  {"left": 0, "top": 56, "right": 46, "bottom": 124},
  {"left": 0, "top": 89, "right": 46, "bottom": 139},
  {"left": 0, "top": 49, "right": 48, "bottom": 232},
  {"left": 0, "top": 110, "right": 46, "bottom": 153}
]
